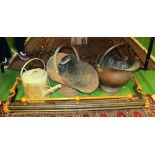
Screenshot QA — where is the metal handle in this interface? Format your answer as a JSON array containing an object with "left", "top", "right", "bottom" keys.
[
  {"left": 97, "top": 43, "right": 140, "bottom": 71},
  {"left": 53, "top": 44, "right": 80, "bottom": 73},
  {"left": 98, "top": 43, "right": 124, "bottom": 66},
  {"left": 20, "top": 58, "right": 45, "bottom": 77}
]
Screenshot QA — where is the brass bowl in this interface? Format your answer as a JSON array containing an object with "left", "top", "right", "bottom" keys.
[{"left": 96, "top": 43, "right": 140, "bottom": 93}]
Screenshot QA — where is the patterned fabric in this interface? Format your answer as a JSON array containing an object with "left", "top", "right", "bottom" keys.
[{"left": 8, "top": 37, "right": 155, "bottom": 71}]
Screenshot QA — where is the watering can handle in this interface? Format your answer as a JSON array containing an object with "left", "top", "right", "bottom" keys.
[
  {"left": 53, "top": 44, "right": 80, "bottom": 73},
  {"left": 20, "top": 58, "right": 46, "bottom": 77}
]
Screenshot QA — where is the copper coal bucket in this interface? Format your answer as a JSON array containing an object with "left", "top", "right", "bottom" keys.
[
  {"left": 46, "top": 44, "right": 99, "bottom": 95},
  {"left": 96, "top": 43, "right": 141, "bottom": 93}
]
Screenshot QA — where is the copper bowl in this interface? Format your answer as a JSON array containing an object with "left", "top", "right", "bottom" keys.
[{"left": 96, "top": 43, "right": 140, "bottom": 93}]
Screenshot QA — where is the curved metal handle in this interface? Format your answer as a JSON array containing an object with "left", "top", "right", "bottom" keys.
[
  {"left": 98, "top": 43, "right": 141, "bottom": 71},
  {"left": 53, "top": 44, "right": 80, "bottom": 73},
  {"left": 98, "top": 43, "right": 124, "bottom": 66},
  {"left": 20, "top": 58, "right": 45, "bottom": 77}
]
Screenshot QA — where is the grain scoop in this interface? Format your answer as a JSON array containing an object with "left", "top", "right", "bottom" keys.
[{"left": 21, "top": 58, "right": 61, "bottom": 99}]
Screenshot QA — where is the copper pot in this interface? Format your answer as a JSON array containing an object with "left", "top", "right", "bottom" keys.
[{"left": 96, "top": 43, "right": 140, "bottom": 93}]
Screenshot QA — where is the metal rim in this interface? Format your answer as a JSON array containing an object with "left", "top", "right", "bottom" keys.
[{"left": 97, "top": 43, "right": 140, "bottom": 71}]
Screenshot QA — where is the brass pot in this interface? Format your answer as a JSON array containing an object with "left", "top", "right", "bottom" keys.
[{"left": 96, "top": 43, "right": 140, "bottom": 93}]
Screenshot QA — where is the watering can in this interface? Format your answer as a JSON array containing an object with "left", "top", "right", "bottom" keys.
[{"left": 21, "top": 58, "right": 61, "bottom": 99}]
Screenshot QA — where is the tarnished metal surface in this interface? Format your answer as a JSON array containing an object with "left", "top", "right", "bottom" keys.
[
  {"left": 96, "top": 43, "right": 141, "bottom": 93},
  {"left": 47, "top": 45, "right": 99, "bottom": 94},
  {"left": 59, "top": 85, "right": 79, "bottom": 97}
]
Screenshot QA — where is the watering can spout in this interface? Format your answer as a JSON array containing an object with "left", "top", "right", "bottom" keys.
[{"left": 44, "top": 84, "right": 62, "bottom": 96}]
